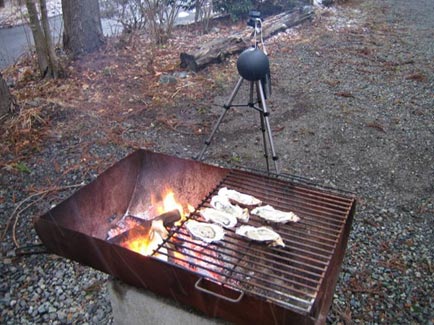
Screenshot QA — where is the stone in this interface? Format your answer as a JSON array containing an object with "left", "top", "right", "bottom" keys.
[
  {"left": 173, "top": 71, "right": 188, "bottom": 79},
  {"left": 159, "top": 74, "right": 177, "bottom": 84},
  {"left": 37, "top": 304, "right": 46, "bottom": 314}
]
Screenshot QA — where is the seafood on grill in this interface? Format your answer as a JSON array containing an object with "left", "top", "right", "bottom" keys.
[
  {"left": 199, "top": 208, "right": 238, "bottom": 228},
  {"left": 251, "top": 205, "right": 300, "bottom": 223},
  {"left": 218, "top": 187, "right": 262, "bottom": 207},
  {"left": 236, "top": 225, "right": 285, "bottom": 247},
  {"left": 185, "top": 220, "right": 225, "bottom": 243},
  {"left": 210, "top": 194, "right": 250, "bottom": 222}
]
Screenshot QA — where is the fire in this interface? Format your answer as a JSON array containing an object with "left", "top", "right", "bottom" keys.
[
  {"left": 127, "top": 233, "right": 155, "bottom": 256},
  {"left": 121, "top": 189, "right": 221, "bottom": 280},
  {"left": 123, "top": 220, "right": 168, "bottom": 260},
  {"left": 155, "top": 189, "right": 194, "bottom": 224},
  {"left": 157, "top": 190, "right": 183, "bottom": 216},
  {"left": 124, "top": 188, "right": 194, "bottom": 259}
]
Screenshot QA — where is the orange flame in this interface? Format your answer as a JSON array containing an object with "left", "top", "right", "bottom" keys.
[
  {"left": 124, "top": 189, "right": 194, "bottom": 257},
  {"left": 127, "top": 233, "right": 154, "bottom": 256},
  {"left": 157, "top": 190, "right": 183, "bottom": 216}
]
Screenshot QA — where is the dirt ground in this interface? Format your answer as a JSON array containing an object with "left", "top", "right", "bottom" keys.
[{"left": 1, "top": 0, "right": 433, "bottom": 323}]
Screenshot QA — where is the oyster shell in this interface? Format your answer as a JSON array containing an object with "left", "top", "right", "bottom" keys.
[
  {"left": 185, "top": 220, "right": 225, "bottom": 243},
  {"left": 218, "top": 187, "right": 262, "bottom": 207},
  {"left": 199, "top": 208, "right": 238, "bottom": 228},
  {"left": 251, "top": 205, "right": 300, "bottom": 223},
  {"left": 210, "top": 194, "right": 250, "bottom": 222},
  {"left": 236, "top": 225, "right": 284, "bottom": 247}
]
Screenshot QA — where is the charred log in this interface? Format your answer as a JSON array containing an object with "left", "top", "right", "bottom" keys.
[{"left": 180, "top": 9, "right": 314, "bottom": 72}]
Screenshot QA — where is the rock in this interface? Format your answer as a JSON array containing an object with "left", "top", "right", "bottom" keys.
[
  {"left": 159, "top": 74, "right": 177, "bottom": 84},
  {"left": 57, "top": 310, "right": 67, "bottom": 321},
  {"left": 37, "top": 304, "right": 46, "bottom": 315},
  {"left": 173, "top": 71, "right": 188, "bottom": 79}
]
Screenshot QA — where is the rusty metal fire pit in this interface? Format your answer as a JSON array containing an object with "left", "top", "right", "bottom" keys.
[{"left": 34, "top": 150, "right": 355, "bottom": 325}]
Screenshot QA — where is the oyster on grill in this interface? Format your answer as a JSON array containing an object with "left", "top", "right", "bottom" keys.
[
  {"left": 199, "top": 208, "right": 238, "bottom": 229},
  {"left": 218, "top": 187, "right": 262, "bottom": 207},
  {"left": 236, "top": 225, "right": 284, "bottom": 247},
  {"left": 210, "top": 195, "right": 250, "bottom": 223},
  {"left": 251, "top": 205, "right": 300, "bottom": 223},
  {"left": 185, "top": 220, "right": 225, "bottom": 243}
]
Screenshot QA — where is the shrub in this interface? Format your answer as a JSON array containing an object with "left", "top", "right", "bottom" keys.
[{"left": 212, "top": 0, "right": 307, "bottom": 21}]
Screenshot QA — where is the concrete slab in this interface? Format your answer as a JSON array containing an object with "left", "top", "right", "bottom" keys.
[{"left": 108, "top": 278, "right": 227, "bottom": 325}]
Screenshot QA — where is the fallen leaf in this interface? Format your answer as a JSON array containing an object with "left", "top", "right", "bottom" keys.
[
  {"left": 335, "top": 91, "right": 355, "bottom": 98},
  {"left": 406, "top": 73, "right": 427, "bottom": 82},
  {"left": 366, "top": 121, "right": 386, "bottom": 133}
]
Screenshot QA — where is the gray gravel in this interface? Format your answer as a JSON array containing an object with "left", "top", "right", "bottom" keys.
[{"left": 1, "top": 0, "right": 433, "bottom": 323}]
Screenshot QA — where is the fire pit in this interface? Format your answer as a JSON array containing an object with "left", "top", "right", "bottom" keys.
[{"left": 34, "top": 150, "right": 355, "bottom": 324}]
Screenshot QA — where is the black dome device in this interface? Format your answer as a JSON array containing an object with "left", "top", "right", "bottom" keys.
[{"left": 237, "top": 47, "right": 270, "bottom": 81}]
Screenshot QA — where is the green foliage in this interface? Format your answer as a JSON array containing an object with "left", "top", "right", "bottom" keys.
[
  {"left": 212, "top": 0, "right": 305, "bottom": 20},
  {"left": 213, "top": 0, "right": 254, "bottom": 20},
  {"left": 102, "top": 66, "right": 112, "bottom": 76},
  {"left": 14, "top": 162, "right": 31, "bottom": 174}
]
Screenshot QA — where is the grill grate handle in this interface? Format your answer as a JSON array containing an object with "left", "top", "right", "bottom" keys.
[{"left": 194, "top": 278, "right": 244, "bottom": 303}]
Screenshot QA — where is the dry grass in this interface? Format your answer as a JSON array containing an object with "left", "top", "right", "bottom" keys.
[{"left": 1, "top": 106, "right": 48, "bottom": 158}]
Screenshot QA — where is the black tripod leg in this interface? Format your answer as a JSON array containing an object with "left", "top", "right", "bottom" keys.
[
  {"left": 255, "top": 81, "right": 270, "bottom": 174},
  {"left": 196, "top": 77, "right": 244, "bottom": 160},
  {"left": 256, "top": 81, "right": 280, "bottom": 174},
  {"left": 249, "top": 81, "right": 255, "bottom": 107},
  {"left": 259, "top": 111, "right": 270, "bottom": 174}
]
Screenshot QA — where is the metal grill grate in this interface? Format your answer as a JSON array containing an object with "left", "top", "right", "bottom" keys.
[{"left": 155, "top": 169, "right": 354, "bottom": 314}]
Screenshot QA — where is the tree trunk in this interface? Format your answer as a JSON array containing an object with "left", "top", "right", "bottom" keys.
[
  {"left": 0, "top": 73, "right": 15, "bottom": 121},
  {"left": 194, "top": 1, "right": 202, "bottom": 23},
  {"left": 180, "top": 36, "right": 249, "bottom": 72},
  {"left": 40, "top": 0, "right": 60, "bottom": 78},
  {"left": 25, "top": 0, "right": 59, "bottom": 78},
  {"left": 26, "top": 0, "right": 50, "bottom": 76},
  {"left": 62, "top": 0, "right": 104, "bottom": 57},
  {"left": 0, "top": 0, "right": 5, "bottom": 8},
  {"left": 180, "top": 9, "right": 314, "bottom": 72}
]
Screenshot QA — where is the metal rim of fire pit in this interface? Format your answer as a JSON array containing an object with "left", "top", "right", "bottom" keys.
[{"left": 34, "top": 150, "right": 355, "bottom": 324}]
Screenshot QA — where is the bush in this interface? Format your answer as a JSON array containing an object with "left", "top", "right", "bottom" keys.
[
  {"left": 212, "top": 0, "right": 306, "bottom": 21},
  {"left": 212, "top": 0, "right": 254, "bottom": 20},
  {"left": 100, "top": 0, "right": 184, "bottom": 44}
]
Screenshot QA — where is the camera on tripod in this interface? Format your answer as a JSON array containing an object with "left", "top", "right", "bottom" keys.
[
  {"left": 247, "top": 10, "right": 262, "bottom": 28},
  {"left": 196, "top": 9, "right": 278, "bottom": 174}
]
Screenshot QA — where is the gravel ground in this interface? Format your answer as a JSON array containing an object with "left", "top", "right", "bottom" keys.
[{"left": 1, "top": 0, "right": 433, "bottom": 324}]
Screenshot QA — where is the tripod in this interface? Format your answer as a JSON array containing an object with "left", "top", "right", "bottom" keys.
[{"left": 196, "top": 74, "right": 280, "bottom": 174}]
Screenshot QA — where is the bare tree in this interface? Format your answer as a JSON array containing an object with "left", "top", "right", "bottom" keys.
[
  {"left": 141, "top": 0, "right": 182, "bottom": 44},
  {"left": 183, "top": 0, "right": 213, "bottom": 34},
  {"left": 100, "top": 0, "right": 185, "bottom": 44},
  {"left": 25, "top": 0, "right": 60, "bottom": 78},
  {"left": 62, "top": 0, "right": 104, "bottom": 57},
  {"left": 196, "top": 0, "right": 213, "bottom": 33}
]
